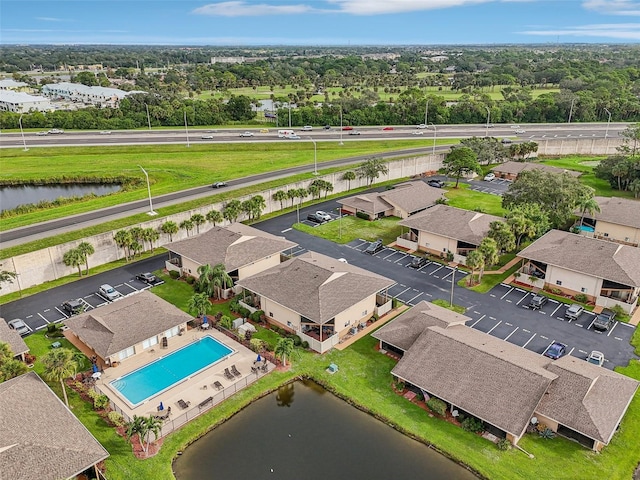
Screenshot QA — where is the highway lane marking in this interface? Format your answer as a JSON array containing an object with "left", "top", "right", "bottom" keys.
[
  {"left": 522, "top": 333, "right": 537, "bottom": 348},
  {"left": 470, "top": 315, "right": 485, "bottom": 328}
]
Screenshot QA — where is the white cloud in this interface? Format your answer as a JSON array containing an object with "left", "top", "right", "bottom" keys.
[
  {"left": 36, "top": 17, "right": 69, "bottom": 22},
  {"left": 326, "top": 0, "right": 490, "bottom": 15},
  {"left": 521, "top": 22, "right": 640, "bottom": 39},
  {"left": 583, "top": 1, "right": 640, "bottom": 16},
  {"left": 192, "top": 1, "right": 316, "bottom": 16}
]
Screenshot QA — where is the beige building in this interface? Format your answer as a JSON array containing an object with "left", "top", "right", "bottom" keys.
[
  {"left": 337, "top": 181, "right": 445, "bottom": 220},
  {"left": 518, "top": 230, "right": 640, "bottom": 313},
  {"left": 490, "top": 161, "right": 582, "bottom": 181},
  {"left": 238, "top": 251, "right": 395, "bottom": 353},
  {"left": 64, "top": 291, "right": 192, "bottom": 367},
  {"left": 0, "top": 317, "right": 29, "bottom": 361},
  {"left": 165, "top": 223, "right": 297, "bottom": 283},
  {"left": 0, "top": 372, "right": 109, "bottom": 480},
  {"left": 397, "top": 205, "right": 504, "bottom": 264},
  {"left": 374, "top": 301, "right": 639, "bottom": 451},
  {"left": 579, "top": 196, "right": 640, "bottom": 247}
]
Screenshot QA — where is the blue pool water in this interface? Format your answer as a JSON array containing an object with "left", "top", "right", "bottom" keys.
[
  {"left": 110, "top": 336, "right": 233, "bottom": 407},
  {"left": 580, "top": 225, "right": 595, "bottom": 233}
]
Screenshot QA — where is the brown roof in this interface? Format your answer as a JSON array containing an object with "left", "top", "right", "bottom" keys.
[
  {"left": 166, "top": 223, "right": 297, "bottom": 272},
  {"left": 0, "top": 317, "right": 29, "bottom": 357},
  {"left": 64, "top": 291, "right": 191, "bottom": 358},
  {"left": 372, "top": 300, "right": 469, "bottom": 351},
  {"left": 338, "top": 181, "right": 444, "bottom": 215},
  {"left": 492, "top": 161, "right": 582, "bottom": 178},
  {"left": 536, "top": 355, "right": 639, "bottom": 444},
  {"left": 399, "top": 205, "right": 504, "bottom": 246},
  {"left": 393, "top": 325, "right": 557, "bottom": 437},
  {"left": 238, "top": 251, "right": 395, "bottom": 324},
  {"left": 589, "top": 196, "right": 640, "bottom": 230},
  {"left": 0, "top": 372, "right": 109, "bottom": 480},
  {"left": 518, "top": 230, "right": 640, "bottom": 287}
]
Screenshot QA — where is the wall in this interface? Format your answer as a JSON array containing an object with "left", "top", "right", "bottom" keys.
[
  {"left": 418, "top": 232, "right": 457, "bottom": 256},
  {"left": 260, "top": 297, "right": 299, "bottom": 331},
  {"left": 334, "top": 295, "right": 376, "bottom": 334},
  {"left": 237, "top": 254, "right": 282, "bottom": 280},
  {"left": 545, "top": 265, "right": 602, "bottom": 300},
  {"left": 594, "top": 220, "right": 640, "bottom": 247}
]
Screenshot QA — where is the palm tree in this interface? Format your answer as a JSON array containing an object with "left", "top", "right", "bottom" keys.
[
  {"left": 295, "top": 188, "right": 308, "bottom": 206},
  {"left": 179, "top": 219, "right": 194, "bottom": 237},
  {"left": 211, "top": 263, "right": 233, "bottom": 299},
  {"left": 274, "top": 337, "right": 295, "bottom": 367},
  {"left": 206, "top": 209, "right": 223, "bottom": 226},
  {"left": 126, "top": 415, "right": 149, "bottom": 453},
  {"left": 273, "top": 190, "right": 288, "bottom": 210},
  {"left": 161, "top": 221, "right": 178, "bottom": 242},
  {"left": 114, "top": 229, "right": 133, "bottom": 260},
  {"left": 191, "top": 213, "right": 206, "bottom": 234},
  {"left": 250, "top": 195, "right": 266, "bottom": 220},
  {"left": 630, "top": 179, "right": 640, "bottom": 199},
  {"left": 342, "top": 170, "right": 356, "bottom": 191},
  {"left": 63, "top": 247, "right": 84, "bottom": 277},
  {"left": 130, "top": 240, "right": 143, "bottom": 258},
  {"left": 223, "top": 200, "right": 242, "bottom": 223},
  {"left": 241, "top": 199, "right": 253, "bottom": 221},
  {"left": 143, "top": 227, "right": 159, "bottom": 252},
  {"left": 577, "top": 196, "right": 601, "bottom": 228},
  {"left": 465, "top": 250, "right": 485, "bottom": 286},
  {"left": 0, "top": 269, "right": 17, "bottom": 290},
  {"left": 506, "top": 213, "right": 536, "bottom": 249},
  {"left": 143, "top": 415, "right": 164, "bottom": 453},
  {"left": 476, "top": 237, "right": 499, "bottom": 281},
  {"left": 41, "top": 348, "right": 77, "bottom": 407},
  {"left": 196, "top": 264, "right": 215, "bottom": 297},
  {"left": 76, "top": 241, "right": 94, "bottom": 276},
  {"left": 286, "top": 189, "right": 296, "bottom": 207},
  {"left": 129, "top": 226, "right": 145, "bottom": 243},
  {"left": 187, "top": 292, "right": 211, "bottom": 317}
]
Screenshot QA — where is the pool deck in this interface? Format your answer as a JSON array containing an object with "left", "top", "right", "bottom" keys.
[{"left": 91, "top": 327, "right": 263, "bottom": 421}]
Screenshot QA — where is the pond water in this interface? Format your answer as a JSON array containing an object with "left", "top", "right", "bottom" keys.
[
  {"left": 172, "top": 380, "right": 478, "bottom": 480},
  {"left": 0, "top": 184, "right": 120, "bottom": 211}
]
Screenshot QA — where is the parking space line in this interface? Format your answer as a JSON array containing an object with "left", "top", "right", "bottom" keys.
[
  {"left": 406, "top": 292, "right": 424, "bottom": 305},
  {"left": 516, "top": 292, "right": 530, "bottom": 305},
  {"left": 55, "top": 307, "right": 69, "bottom": 318},
  {"left": 417, "top": 263, "right": 432, "bottom": 271},
  {"left": 470, "top": 315, "right": 485, "bottom": 328},
  {"left": 26, "top": 314, "right": 33, "bottom": 319},
  {"left": 487, "top": 320, "right": 502, "bottom": 334},
  {"left": 393, "top": 287, "right": 412, "bottom": 298},
  {"left": 429, "top": 264, "right": 445, "bottom": 276},
  {"left": 607, "top": 323, "right": 618, "bottom": 337},
  {"left": 500, "top": 287, "right": 514, "bottom": 300},
  {"left": 551, "top": 304, "right": 562, "bottom": 317},
  {"left": 394, "top": 254, "right": 409, "bottom": 263},
  {"left": 121, "top": 282, "right": 139, "bottom": 292},
  {"left": 442, "top": 269, "right": 454, "bottom": 280},
  {"left": 382, "top": 250, "right": 397, "bottom": 260},
  {"left": 281, "top": 228, "right": 291, "bottom": 233},
  {"left": 587, "top": 317, "right": 597, "bottom": 330},
  {"left": 617, "top": 322, "right": 635, "bottom": 329},
  {"left": 540, "top": 335, "right": 549, "bottom": 340},
  {"left": 37, "top": 312, "right": 50, "bottom": 324},
  {"left": 522, "top": 333, "right": 537, "bottom": 348},
  {"left": 568, "top": 347, "right": 575, "bottom": 356},
  {"left": 503, "top": 327, "right": 519, "bottom": 341}
]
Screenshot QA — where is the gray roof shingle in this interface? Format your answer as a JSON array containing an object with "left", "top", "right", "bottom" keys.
[
  {"left": 0, "top": 372, "right": 109, "bottom": 480},
  {"left": 238, "top": 251, "right": 395, "bottom": 324},
  {"left": 589, "top": 196, "right": 640, "bottom": 230},
  {"left": 64, "top": 291, "right": 192, "bottom": 358},
  {"left": 338, "top": 181, "right": 444, "bottom": 216},
  {"left": 0, "top": 317, "right": 29, "bottom": 357},
  {"left": 492, "top": 161, "right": 582, "bottom": 178},
  {"left": 518, "top": 230, "right": 640, "bottom": 287}
]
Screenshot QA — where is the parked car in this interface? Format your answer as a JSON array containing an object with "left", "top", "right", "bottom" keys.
[
  {"left": 416, "top": 124, "right": 427, "bottom": 129},
  {"left": 484, "top": 173, "right": 496, "bottom": 181},
  {"left": 382, "top": 126, "right": 394, "bottom": 131},
  {"left": 307, "top": 211, "right": 332, "bottom": 223},
  {"left": 528, "top": 294, "right": 548, "bottom": 310},
  {"left": 587, "top": 350, "right": 605, "bottom": 366},
  {"left": 342, "top": 126, "right": 353, "bottom": 131},
  {"left": 364, "top": 239, "right": 384, "bottom": 255},
  {"left": 544, "top": 341, "right": 567, "bottom": 360},
  {"left": 98, "top": 284, "right": 120, "bottom": 301},
  {"left": 62, "top": 298, "right": 85, "bottom": 316},
  {"left": 593, "top": 309, "right": 616, "bottom": 331},
  {"left": 565, "top": 304, "right": 584, "bottom": 321},
  {"left": 412, "top": 131, "right": 424, "bottom": 135},
  {"left": 212, "top": 181, "right": 227, "bottom": 188},
  {"left": 7, "top": 318, "right": 30, "bottom": 336},
  {"left": 349, "top": 130, "right": 361, "bottom": 135},
  {"left": 48, "top": 128, "right": 64, "bottom": 134},
  {"left": 501, "top": 138, "right": 512, "bottom": 144},
  {"left": 239, "top": 131, "right": 254, "bottom": 137},
  {"left": 136, "top": 272, "right": 161, "bottom": 285},
  {"left": 301, "top": 125, "right": 313, "bottom": 131},
  {"left": 35, "top": 131, "right": 48, "bottom": 136},
  {"left": 201, "top": 134, "right": 214, "bottom": 139},
  {"left": 427, "top": 179, "right": 445, "bottom": 188},
  {"left": 408, "top": 256, "right": 429, "bottom": 269}
]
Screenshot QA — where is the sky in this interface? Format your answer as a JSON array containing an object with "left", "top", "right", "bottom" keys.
[{"left": 2, "top": 0, "right": 640, "bottom": 45}]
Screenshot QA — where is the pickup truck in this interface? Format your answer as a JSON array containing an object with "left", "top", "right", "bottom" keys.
[
  {"left": 565, "top": 304, "right": 584, "bottom": 320},
  {"left": 593, "top": 309, "right": 616, "bottom": 332}
]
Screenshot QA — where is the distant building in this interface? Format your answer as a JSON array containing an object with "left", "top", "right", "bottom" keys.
[
  {"left": 0, "top": 79, "right": 29, "bottom": 91},
  {"left": 0, "top": 91, "right": 52, "bottom": 113},
  {"left": 210, "top": 56, "right": 246, "bottom": 64},
  {"left": 41, "top": 82, "right": 144, "bottom": 107}
]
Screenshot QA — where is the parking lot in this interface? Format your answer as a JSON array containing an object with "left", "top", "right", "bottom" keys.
[{"left": 466, "top": 177, "right": 509, "bottom": 196}]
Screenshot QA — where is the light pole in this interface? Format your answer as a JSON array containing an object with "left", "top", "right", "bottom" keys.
[
  {"left": 424, "top": 99, "right": 430, "bottom": 126},
  {"left": 430, "top": 122, "right": 437, "bottom": 156},
  {"left": 449, "top": 266, "right": 456, "bottom": 307},
  {"left": 339, "top": 105, "right": 344, "bottom": 146},
  {"left": 145, "top": 103, "right": 152, "bottom": 130},
  {"left": 604, "top": 108, "right": 612, "bottom": 138},
  {"left": 567, "top": 98, "right": 576, "bottom": 124},
  {"left": 337, "top": 207, "right": 342, "bottom": 239},
  {"left": 18, "top": 114, "right": 28, "bottom": 151},
  {"left": 139, "top": 165, "right": 157, "bottom": 215},
  {"left": 184, "top": 110, "right": 190, "bottom": 147},
  {"left": 288, "top": 103, "right": 292, "bottom": 128},
  {"left": 485, "top": 107, "right": 491, "bottom": 138},
  {"left": 308, "top": 137, "right": 318, "bottom": 175}
]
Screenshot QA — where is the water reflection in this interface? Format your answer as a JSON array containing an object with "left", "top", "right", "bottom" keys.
[
  {"left": 0, "top": 184, "right": 121, "bottom": 211},
  {"left": 275, "top": 383, "right": 295, "bottom": 407}
]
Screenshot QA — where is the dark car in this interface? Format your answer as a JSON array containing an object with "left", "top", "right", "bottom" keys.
[
  {"left": 593, "top": 309, "right": 616, "bottom": 332},
  {"left": 307, "top": 211, "right": 332, "bottom": 223},
  {"left": 136, "top": 272, "right": 160, "bottom": 285},
  {"left": 212, "top": 181, "right": 227, "bottom": 188},
  {"left": 62, "top": 298, "right": 85, "bottom": 316},
  {"left": 543, "top": 341, "right": 567, "bottom": 360},
  {"left": 528, "top": 294, "right": 548, "bottom": 310},
  {"left": 323, "top": 125, "right": 331, "bottom": 130},
  {"left": 364, "top": 239, "right": 384, "bottom": 255},
  {"left": 427, "top": 179, "right": 445, "bottom": 188},
  {"left": 408, "top": 256, "right": 429, "bottom": 269}
]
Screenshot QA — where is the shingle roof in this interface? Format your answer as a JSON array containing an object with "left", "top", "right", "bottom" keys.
[
  {"left": 0, "top": 90, "right": 49, "bottom": 104},
  {"left": 166, "top": 223, "right": 297, "bottom": 273},
  {"left": 41, "top": 81, "right": 135, "bottom": 99},
  {"left": 238, "top": 251, "right": 395, "bottom": 324},
  {"left": 518, "top": 230, "right": 640, "bottom": 287},
  {"left": 0, "top": 372, "right": 109, "bottom": 480},
  {"left": 589, "top": 196, "right": 640, "bottom": 230},
  {"left": 372, "top": 300, "right": 469, "bottom": 351},
  {"left": 64, "top": 291, "right": 191, "bottom": 358},
  {"left": 492, "top": 161, "right": 581, "bottom": 178},
  {"left": 393, "top": 325, "right": 557, "bottom": 437},
  {"left": 537, "top": 355, "right": 639, "bottom": 444},
  {"left": 338, "top": 181, "right": 444, "bottom": 216},
  {"left": 0, "top": 317, "right": 29, "bottom": 357},
  {"left": 399, "top": 205, "right": 505, "bottom": 246}
]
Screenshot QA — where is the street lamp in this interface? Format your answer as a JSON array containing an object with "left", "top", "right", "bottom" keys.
[
  {"left": 485, "top": 107, "right": 491, "bottom": 138},
  {"left": 18, "top": 114, "right": 28, "bottom": 151},
  {"left": 138, "top": 165, "right": 157, "bottom": 215},
  {"left": 449, "top": 266, "right": 456, "bottom": 307},
  {"left": 288, "top": 103, "right": 292, "bottom": 128},
  {"left": 308, "top": 137, "right": 318, "bottom": 175},
  {"left": 567, "top": 98, "right": 576, "bottom": 124},
  {"left": 604, "top": 108, "right": 612, "bottom": 138},
  {"left": 424, "top": 99, "right": 430, "bottom": 126},
  {"left": 336, "top": 207, "right": 342, "bottom": 239},
  {"left": 184, "top": 110, "right": 190, "bottom": 147},
  {"left": 430, "top": 122, "right": 437, "bottom": 156},
  {"left": 339, "top": 105, "right": 344, "bottom": 146},
  {"left": 145, "top": 103, "right": 152, "bottom": 130}
]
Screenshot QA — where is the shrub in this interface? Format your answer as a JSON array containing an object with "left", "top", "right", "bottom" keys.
[
  {"left": 185, "top": 275, "right": 195, "bottom": 285},
  {"left": 462, "top": 416, "right": 484, "bottom": 433},
  {"left": 291, "top": 335, "right": 302, "bottom": 346},
  {"left": 219, "top": 315, "right": 233, "bottom": 330},
  {"left": 107, "top": 410, "right": 125, "bottom": 427},
  {"left": 611, "top": 304, "right": 626, "bottom": 318},
  {"left": 238, "top": 307, "right": 250, "bottom": 318},
  {"left": 356, "top": 211, "right": 370, "bottom": 220},
  {"left": 392, "top": 298, "right": 401, "bottom": 309},
  {"left": 574, "top": 293, "right": 588, "bottom": 303},
  {"left": 301, "top": 341, "right": 309, "bottom": 349},
  {"left": 169, "top": 270, "right": 180, "bottom": 279},
  {"left": 249, "top": 310, "right": 264, "bottom": 323},
  {"left": 435, "top": 197, "right": 447, "bottom": 205},
  {"left": 539, "top": 428, "right": 556, "bottom": 439},
  {"left": 229, "top": 299, "right": 240, "bottom": 313},
  {"left": 550, "top": 287, "right": 562, "bottom": 295},
  {"left": 86, "top": 389, "right": 99, "bottom": 401},
  {"left": 94, "top": 394, "right": 110, "bottom": 410},
  {"left": 250, "top": 338, "right": 266, "bottom": 352},
  {"left": 496, "top": 438, "right": 511, "bottom": 451},
  {"left": 426, "top": 397, "right": 447, "bottom": 416},
  {"left": 47, "top": 324, "right": 58, "bottom": 334}
]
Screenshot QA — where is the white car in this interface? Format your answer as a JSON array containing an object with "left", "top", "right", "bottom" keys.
[
  {"left": 510, "top": 125, "right": 521, "bottom": 129},
  {"left": 412, "top": 131, "right": 424, "bottom": 135},
  {"left": 288, "top": 134, "right": 301, "bottom": 140},
  {"left": 48, "top": 128, "right": 64, "bottom": 134},
  {"left": 35, "top": 131, "right": 48, "bottom": 136},
  {"left": 515, "top": 129, "right": 526, "bottom": 134},
  {"left": 98, "top": 284, "right": 120, "bottom": 301},
  {"left": 484, "top": 173, "right": 496, "bottom": 181},
  {"left": 239, "top": 131, "right": 254, "bottom": 137},
  {"left": 201, "top": 135, "right": 214, "bottom": 139},
  {"left": 416, "top": 124, "right": 427, "bottom": 129},
  {"left": 99, "top": 130, "right": 112, "bottom": 135},
  {"left": 301, "top": 125, "right": 313, "bottom": 131},
  {"left": 587, "top": 351, "right": 605, "bottom": 367}
]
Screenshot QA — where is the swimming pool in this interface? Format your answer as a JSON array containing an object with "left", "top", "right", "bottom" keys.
[{"left": 110, "top": 336, "right": 234, "bottom": 407}]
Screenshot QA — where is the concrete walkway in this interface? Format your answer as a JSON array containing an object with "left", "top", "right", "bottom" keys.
[
  {"left": 629, "top": 306, "right": 640, "bottom": 326},
  {"left": 334, "top": 306, "right": 409, "bottom": 351}
]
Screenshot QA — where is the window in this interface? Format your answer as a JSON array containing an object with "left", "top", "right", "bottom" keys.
[
  {"left": 142, "top": 336, "right": 158, "bottom": 350},
  {"left": 165, "top": 326, "right": 180, "bottom": 338},
  {"left": 287, "top": 321, "right": 292, "bottom": 327},
  {"left": 556, "top": 280, "right": 562, "bottom": 286},
  {"left": 362, "top": 310, "right": 368, "bottom": 316},
  {"left": 581, "top": 287, "right": 587, "bottom": 293},
  {"left": 269, "top": 312, "right": 273, "bottom": 317},
  {"left": 118, "top": 346, "right": 135, "bottom": 361},
  {"left": 603, "top": 233, "right": 609, "bottom": 237}
]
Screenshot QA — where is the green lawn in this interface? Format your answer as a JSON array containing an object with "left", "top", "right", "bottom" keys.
[
  {"left": 459, "top": 261, "right": 521, "bottom": 294},
  {"left": 294, "top": 215, "right": 404, "bottom": 245},
  {"left": 431, "top": 298, "right": 467, "bottom": 314},
  {"left": 445, "top": 183, "right": 506, "bottom": 216}
]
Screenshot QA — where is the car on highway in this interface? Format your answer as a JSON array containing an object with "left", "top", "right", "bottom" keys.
[
  {"left": 587, "top": 350, "right": 605, "bottom": 366},
  {"left": 201, "top": 134, "right": 214, "bottom": 139},
  {"left": 136, "top": 272, "right": 161, "bottom": 285},
  {"left": 301, "top": 125, "right": 313, "bottom": 131},
  {"left": 408, "top": 256, "right": 429, "bottom": 269},
  {"left": 35, "top": 131, "right": 48, "bottom": 136},
  {"left": 239, "top": 131, "right": 254, "bottom": 137},
  {"left": 99, "top": 130, "right": 112, "bottom": 135},
  {"left": 288, "top": 134, "right": 301, "bottom": 140},
  {"left": 515, "top": 129, "right": 526, "bottom": 134},
  {"left": 212, "top": 181, "right": 227, "bottom": 188},
  {"left": 593, "top": 309, "right": 616, "bottom": 332},
  {"left": 342, "top": 126, "right": 353, "bottom": 131},
  {"left": 364, "top": 239, "right": 384, "bottom": 255},
  {"left": 48, "top": 128, "right": 64, "bottom": 134},
  {"left": 427, "top": 179, "right": 445, "bottom": 188},
  {"left": 8, "top": 318, "right": 30, "bottom": 336},
  {"left": 565, "top": 304, "right": 584, "bottom": 320},
  {"left": 416, "top": 124, "right": 427, "bottom": 129},
  {"left": 323, "top": 125, "right": 331, "bottom": 130},
  {"left": 412, "top": 131, "right": 424, "bottom": 135},
  {"left": 501, "top": 138, "right": 512, "bottom": 144},
  {"left": 528, "top": 294, "right": 548, "bottom": 310},
  {"left": 98, "top": 284, "right": 120, "bottom": 301},
  {"left": 484, "top": 173, "right": 496, "bottom": 181},
  {"left": 382, "top": 127, "right": 394, "bottom": 131},
  {"left": 260, "top": 129, "right": 269, "bottom": 133},
  {"left": 349, "top": 130, "right": 361, "bottom": 135},
  {"left": 544, "top": 341, "right": 567, "bottom": 360},
  {"left": 307, "top": 211, "right": 332, "bottom": 223},
  {"left": 510, "top": 125, "right": 521, "bottom": 129},
  {"left": 62, "top": 298, "right": 85, "bottom": 316}
]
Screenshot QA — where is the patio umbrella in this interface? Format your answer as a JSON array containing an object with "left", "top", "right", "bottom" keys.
[
  {"left": 91, "top": 372, "right": 101, "bottom": 379},
  {"left": 202, "top": 315, "right": 208, "bottom": 325},
  {"left": 92, "top": 363, "right": 99, "bottom": 373},
  {"left": 158, "top": 401, "right": 164, "bottom": 411},
  {"left": 256, "top": 354, "right": 262, "bottom": 362}
]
